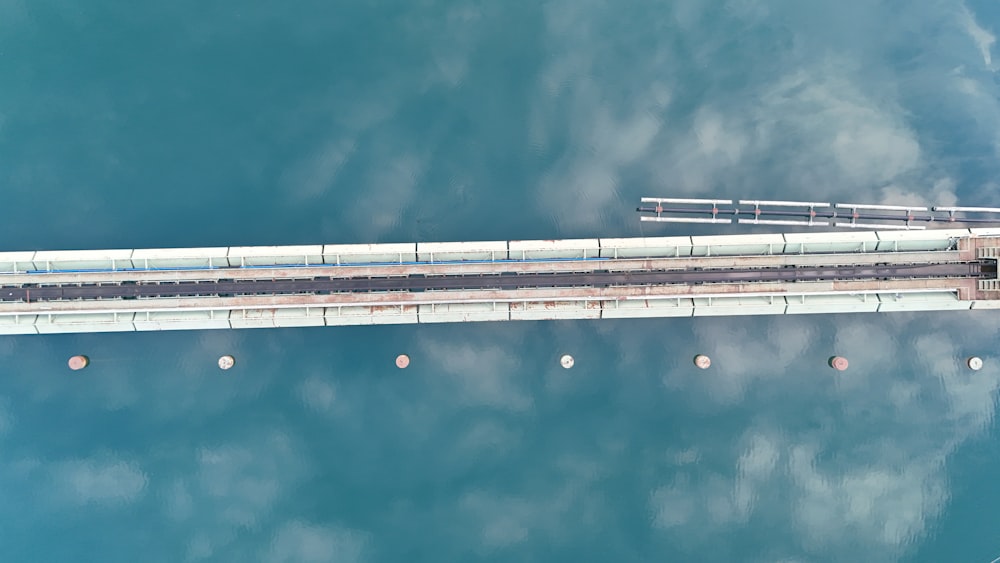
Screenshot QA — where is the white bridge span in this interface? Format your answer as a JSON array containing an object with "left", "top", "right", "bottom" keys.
[{"left": 1, "top": 228, "right": 999, "bottom": 334}]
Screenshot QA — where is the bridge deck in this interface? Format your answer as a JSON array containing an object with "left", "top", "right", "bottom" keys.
[{"left": 0, "top": 232, "right": 996, "bottom": 333}]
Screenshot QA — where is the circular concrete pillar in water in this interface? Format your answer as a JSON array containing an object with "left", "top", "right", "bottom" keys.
[
  {"left": 693, "top": 354, "right": 711, "bottom": 369},
  {"left": 967, "top": 356, "right": 984, "bottom": 371},
  {"left": 68, "top": 355, "right": 89, "bottom": 371},
  {"left": 828, "top": 356, "right": 849, "bottom": 371},
  {"left": 560, "top": 355, "right": 575, "bottom": 369},
  {"left": 218, "top": 355, "right": 235, "bottom": 370},
  {"left": 395, "top": 354, "right": 410, "bottom": 369}
]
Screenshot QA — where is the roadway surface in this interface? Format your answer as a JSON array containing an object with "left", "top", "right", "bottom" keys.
[{"left": 0, "top": 261, "right": 986, "bottom": 303}]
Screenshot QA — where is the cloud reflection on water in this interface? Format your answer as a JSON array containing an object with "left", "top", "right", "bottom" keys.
[{"left": 0, "top": 0, "right": 999, "bottom": 561}]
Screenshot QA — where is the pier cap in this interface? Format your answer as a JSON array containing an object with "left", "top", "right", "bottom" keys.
[
  {"left": 218, "top": 355, "right": 235, "bottom": 370},
  {"left": 967, "top": 356, "right": 984, "bottom": 371},
  {"left": 68, "top": 355, "right": 89, "bottom": 371},
  {"left": 828, "top": 356, "right": 849, "bottom": 371},
  {"left": 395, "top": 354, "right": 410, "bottom": 369},
  {"left": 560, "top": 354, "right": 575, "bottom": 369},
  {"left": 693, "top": 354, "right": 711, "bottom": 369}
]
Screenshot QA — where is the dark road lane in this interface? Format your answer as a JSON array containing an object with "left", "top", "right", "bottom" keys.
[{"left": 0, "top": 262, "right": 984, "bottom": 303}]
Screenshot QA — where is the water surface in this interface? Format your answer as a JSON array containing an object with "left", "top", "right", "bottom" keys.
[{"left": 1, "top": 1, "right": 1000, "bottom": 561}]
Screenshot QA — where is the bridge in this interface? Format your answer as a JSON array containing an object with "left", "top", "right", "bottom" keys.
[{"left": 2, "top": 227, "right": 1000, "bottom": 334}]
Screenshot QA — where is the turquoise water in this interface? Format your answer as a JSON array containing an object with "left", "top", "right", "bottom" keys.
[{"left": 3, "top": 1, "right": 1000, "bottom": 561}]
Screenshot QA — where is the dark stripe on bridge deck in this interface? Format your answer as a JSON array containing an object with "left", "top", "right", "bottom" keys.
[{"left": 0, "top": 262, "right": 985, "bottom": 303}]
